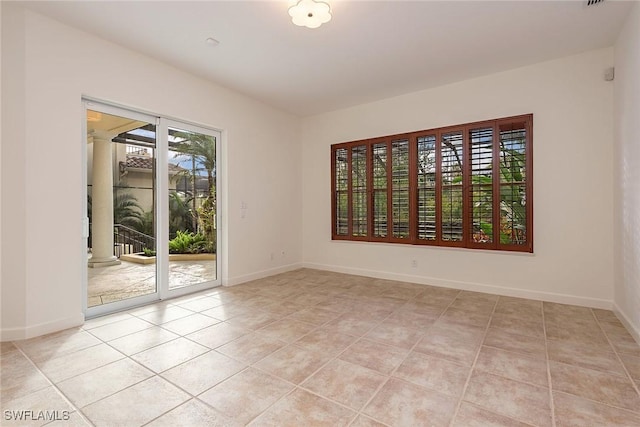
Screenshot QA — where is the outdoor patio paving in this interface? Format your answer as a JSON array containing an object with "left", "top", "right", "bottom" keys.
[{"left": 88, "top": 260, "right": 216, "bottom": 307}]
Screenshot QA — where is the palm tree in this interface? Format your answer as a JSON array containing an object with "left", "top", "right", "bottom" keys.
[
  {"left": 170, "top": 131, "right": 216, "bottom": 251},
  {"left": 169, "top": 191, "right": 195, "bottom": 237},
  {"left": 171, "top": 131, "right": 216, "bottom": 192},
  {"left": 87, "top": 191, "right": 144, "bottom": 229}
]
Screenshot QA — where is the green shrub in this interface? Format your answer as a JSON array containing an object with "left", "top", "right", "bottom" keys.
[
  {"left": 169, "top": 230, "right": 212, "bottom": 254},
  {"left": 142, "top": 247, "right": 156, "bottom": 257}
]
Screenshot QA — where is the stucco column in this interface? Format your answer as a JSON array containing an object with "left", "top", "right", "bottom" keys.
[{"left": 88, "top": 130, "right": 120, "bottom": 268}]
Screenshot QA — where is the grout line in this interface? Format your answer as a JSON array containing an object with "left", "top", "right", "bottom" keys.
[
  {"left": 541, "top": 302, "right": 557, "bottom": 427},
  {"left": 448, "top": 294, "right": 498, "bottom": 426},
  {"left": 591, "top": 308, "right": 640, "bottom": 404},
  {"left": 9, "top": 345, "right": 95, "bottom": 426}
]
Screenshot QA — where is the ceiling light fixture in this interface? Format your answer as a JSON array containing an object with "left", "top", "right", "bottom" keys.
[{"left": 288, "top": 0, "right": 332, "bottom": 29}]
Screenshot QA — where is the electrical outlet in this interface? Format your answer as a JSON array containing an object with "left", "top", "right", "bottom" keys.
[
  {"left": 270, "top": 252, "right": 274, "bottom": 261},
  {"left": 411, "top": 259, "right": 417, "bottom": 268}
]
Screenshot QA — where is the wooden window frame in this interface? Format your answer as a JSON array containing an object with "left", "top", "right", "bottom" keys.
[{"left": 330, "top": 114, "right": 533, "bottom": 253}]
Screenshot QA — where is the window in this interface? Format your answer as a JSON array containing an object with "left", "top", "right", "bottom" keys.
[{"left": 331, "top": 114, "right": 533, "bottom": 252}]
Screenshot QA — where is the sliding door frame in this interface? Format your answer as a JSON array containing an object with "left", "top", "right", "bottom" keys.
[{"left": 82, "top": 98, "right": 222, "bottom": 318}]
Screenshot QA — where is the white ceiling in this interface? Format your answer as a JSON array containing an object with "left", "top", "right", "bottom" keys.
[{"left": 22, "top": 0, "right": 634, "bottom": 116}]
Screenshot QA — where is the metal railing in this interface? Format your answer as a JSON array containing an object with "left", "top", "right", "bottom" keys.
[{"left": 113, "top": 224, "right": 155, "bottom": 257}]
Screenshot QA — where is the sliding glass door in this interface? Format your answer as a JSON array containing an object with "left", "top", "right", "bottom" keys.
[
  {"left": 165, "top": 121, "right": 220, "bottom": 296},
  {"left": 84, "top": 101, "right": 221, "bottom": 317}
]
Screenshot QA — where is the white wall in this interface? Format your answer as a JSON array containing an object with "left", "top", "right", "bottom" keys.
[
  {"left": 1, "top": 4, "right": 302, "bottom": 340},
  {"left": 614, "top": 2, "right": 640, "bottom": 342},
  {"left": 302, "top": 48, "right": 615, "bottom": 308}
]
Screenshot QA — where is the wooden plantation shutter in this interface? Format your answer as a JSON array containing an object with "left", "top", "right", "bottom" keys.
[
  {"left": 416, "top": 135, "right": 437, "bottom": 242},
  {"left": 330, "top": 114, "right": 532, "bottom": 252}
]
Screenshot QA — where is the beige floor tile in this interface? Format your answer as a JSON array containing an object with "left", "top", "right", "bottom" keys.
[
  {"left": 135, "top": 305, "right": 196, "bottom": 325},
  {"left": 364, "top": 320, "right": 424, "bottom": 349},
  {"left": 261, "top": 300, "right": 306, "bottom": 317},
  {"left": 339, "top": 338, "right": 408, "bottom": 375},
  {"left": 592, "top": 308, "right": 624, "bottom": 326},
  {"left": 2, "top": 387, "right": 73, "bottom": 426},
  {"left": 199, "top": 368, "right": 294, "bottom": 424},
  {"left": 56, "top": 358, "right": 153, "bottom": 408},
  {"left": 493, "top": 307, "right": 543, "bottom": 324},
  {"left": 36, "top": 343, "right": 124, "bottom": 383},
  {"left": 349, "top": 415, "right": 389, "bottom": 427},
  {"left": 185, "top": 322, "right": 250, "bottom": 349},
  {"left": 1, "top": 351, "right": 52, "bottom": 402},
  {"left": 82, "top": 312, "right": 134, "bottom": 330},
  {"left": 160, "top": 313, "right": 220, "bottom": 335},
  {"left": 414, "top": 323, "right": 484, "bottom": 366},
  {"left": 620, "top": 354, "right": 640, "bottom": 380},
  {"left": 416, "top": 286, "right": 461, "bottom": 300},
  {"left": 495, "top": 296, "right": 542, "bottom": 314},
  {"left": 146, "top": 398, "right": 239, "bottom": 427},
  {"left": 483, "top": 328, "right": 547, "bottom": 359},
  {"left": 8, "top": 270, "right": 640, "bottom": 427},
  {"left": 549, "top": 361, "right": 640, "bottom": 412},
  {"left": 217, "top": 332, "right": 286, "bottom": 364},
  {"left": 314, "top": 296, "right": 360, "bottom": 313},
  {"left": 453, "top": 402, "right": 533, "bottom": 427},
  {"left": 131, "top": 337, "right": 209, "bottom": 373},
  {"left": 1, "top": 341, "right": 17, "bottom": 355},
  {"left": 294, "top": 327, "right": 356, "bottom": 355},
  {"left": 547, "top": 340, "right": 626, "bottom": 376},
  {"left": 302, "top": 359, "right": 386, "bottom": 410},
  {"left": 285, "top": 307, "right": 339, "bottom": 325},
  {"left": 448, "top": 298, "right": 496, "bottom": 315},
  {"left": 14, "top": 328, "right": 101, "bottom": 363},
  {"left": 107, "top": 326, "right": 179, "bottom": 355},
  {"left": 42, "top": 411, "right": 92, "bottom": 426},
  {"left": 463, "top": 371, "right": 551, "bottom": 426},
  {"left": 82, "top": 376, "right": 189, "bottom": 427},
  {"left": 201, "top": 303, "right": 252, "bottom": 321},
  {"left": 249, "top": 388, "right": 355, "bottom": 427},
  {"left": 255, "top": 319, "right": 317, "bottom": 343},
  {"left": 393, "top": 351, "right": 470, "bottom": 397},
  {"left": 438, "top": 308, "right": 492, "bottom": 328},
  {"left": 284, "top": 291, "right": 330, "bottom": 306},
  {"left": 384, "top": 309, "right": 438, "bottom": 330},
  {"left": 553, "top": 391, "right": 640, "bottom": 427},
  {"left": 161, "top": 350, "right": 245, "bottom": 395},
  {"left": 324, "top": 313, "right": 379, "bottom": 337},
  {"left": 87, "top": 317, "right": 154, "bottom": 341},
  {"left": 474, "top": 346, "right": 548, "bottom": 387},
  {"left": 613, "top": 340, "right": 640, "bottom": 357},
  {"left": 545, "top": 323, "right": 609, "bottom": 347},
  {"left": 225, "top": 310, "right": 282, "bottom": 331},
  {"left": 175, "top": 296, "right": 223, "bottom": 312},
  {"left": 489, "top": 315, "right": 544, "bottom": 338},
  {"left": 363, "top": 378, "right": 457, "bottom": 427},
  {"left": 254, "top": 344, "right": 331, "bottom": 384}
]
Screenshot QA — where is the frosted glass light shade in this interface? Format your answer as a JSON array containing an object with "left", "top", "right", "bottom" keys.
[{"left": 288, "top": 0, "right": 332, "bottom": 29}]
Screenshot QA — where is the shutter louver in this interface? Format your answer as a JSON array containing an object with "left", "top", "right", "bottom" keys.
[
  {"left": 391, "top": 139, "right": 410, "bottom": 239},
  {"left": 440, "top": 131, "right": 464, "bottom": 242},
  {"left": 372, "top": 143, "right": 388, "bottom": 238},
  {"left": 351, "top": 145, "right": 368, "bottom": 237},
  {"left": 470, "top": 127, "right": 494, "bottom": 244},
  {"left": 417, "top": 135, "right": 437, "bottom": 241}
]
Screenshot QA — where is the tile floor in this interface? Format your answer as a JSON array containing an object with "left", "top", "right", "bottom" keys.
[
  {"left": 2, "top": 268, "right": 640, "bottom": 426},
  {"left": 88, "top": 260, "right": 216, "bottom": 307}
]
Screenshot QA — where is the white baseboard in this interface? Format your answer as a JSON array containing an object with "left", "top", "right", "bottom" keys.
[
  {"left": 302, "top": 262, "right": 613, "bottom": 310},
  {"left": 0, "top": 312, "right": 85, "bottom": 342},
  {"left": 613, "top": 303, "right": 640, "bottom": 346},
  {"left": 225, "top": 262, "right": 303, "bottom": 287}
]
